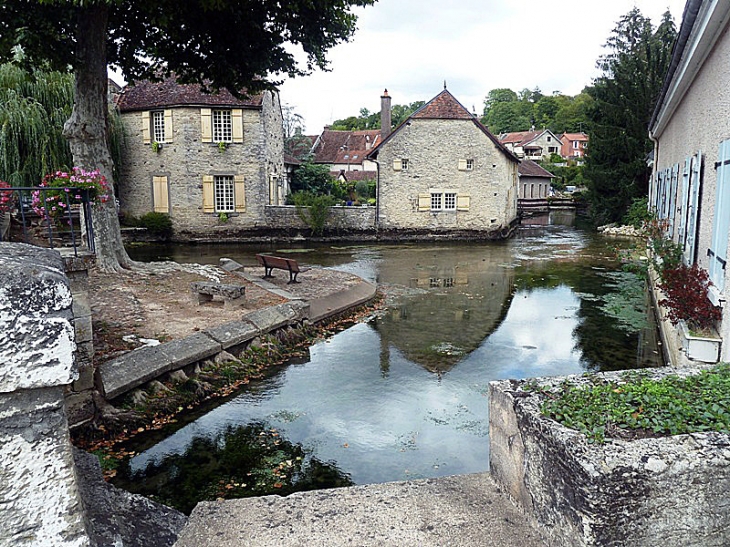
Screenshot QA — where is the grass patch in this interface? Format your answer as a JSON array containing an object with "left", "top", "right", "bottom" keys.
[{"left": 528, "top": 364, "right": 730, "bottom": 443}]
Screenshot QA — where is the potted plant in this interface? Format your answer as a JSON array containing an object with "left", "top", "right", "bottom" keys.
[
  {"left": 217, "top": 141, "right": 228, "bottom": 153},
  {"left": 659, "top": 264, "right": 722, "bottom": 362},
  {"left": 151, "top": 141, "right": 162, "bottom": 153},
  {"left": 0, "top": 180, "right": 13, "bottom": 241},
  {"left": 31, "top": 168, "right": 110, "bottom": 225}
]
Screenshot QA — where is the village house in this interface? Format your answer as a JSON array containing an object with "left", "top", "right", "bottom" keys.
[
  {"left": 558, "top": 132, "right": 589, "bottom": 162},
  {"left": 367, "top": 88, "right": 520, "bottom": 237},
  {"left": 116, "top": 77, "right": 285, "bottom": 236},
  {"left": 648, "top": 0, "right": 730, "bottom": 364},
  {"left": 518, "top": 159, "right": 554, "bottom": 199},
  {"left": 498, "top": 129, "right": 563, "bottom": 161}
]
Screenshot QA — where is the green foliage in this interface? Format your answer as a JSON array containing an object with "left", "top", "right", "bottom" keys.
[
  {"left": 480, "top": 87, "right": 593, "bottom": 134},
  {"left": 291, "top": 192, "right": 336, "bottom": 236},
  {"left": 138, "top": 211, "right": 173, "bottom": 238},
  {"left": 330, "top": 101, "right": 426, "bottom": 131},
  {"left": 584, "top": 9, "right": 677, "bottom": 225},
  {"left": 535, "top": 365, "right": 730, "bottom": 443},
  {"left": 621, "top": 197, "right": 654, "bottom": 228},
  {"left": 290, "top": 160, "right": 335, "bottom": 195}
]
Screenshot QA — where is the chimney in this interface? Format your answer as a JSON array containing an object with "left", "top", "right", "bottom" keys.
[{"left": 381, "top": 89, "right": 392, "bottom": 141}]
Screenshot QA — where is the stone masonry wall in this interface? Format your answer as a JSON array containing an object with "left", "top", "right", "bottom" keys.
[
  {"left": 118, "top": 91, "right": 284, "bottom": 236},
  {"left": 376, "top": 118, "right": 518, "bottom": 232},
  {"left": 264, "top": 205, "right": 376, "bottom": 233},
  {"left": 0, "top": 243, "right": 90, "bottom": 546}
]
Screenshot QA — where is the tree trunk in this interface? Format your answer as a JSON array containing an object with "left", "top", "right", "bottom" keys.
[{"left": 63, "top": 4, "right": 134, "bottom": 271}]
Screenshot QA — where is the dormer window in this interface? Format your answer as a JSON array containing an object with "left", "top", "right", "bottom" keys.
[{"left": 213, "top": 110, "right": 233, "bottom": 142}]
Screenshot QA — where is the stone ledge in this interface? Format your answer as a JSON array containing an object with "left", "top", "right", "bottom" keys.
[{"left": 489, "top": 369, "right": 730, "bottom": 547}]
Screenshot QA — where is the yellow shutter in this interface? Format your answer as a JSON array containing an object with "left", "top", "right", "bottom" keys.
[
  {"left": 152, "top": 176, "right": 169, "bottom": 213},
  {"left": 201, "top": 108, "right": 212, "bottom": 143},
  {"left": 458, "top": 159, "right": 467, "bottom": 171},
  {"left": 142, "top": 111, "right": 151, "bottom": 144},
  {"left": 457, "top": 194, "right": 470, "bottom": 211},
  {"left": 163, "top": 110, "right": 173, "bottom": 143},
  {"left": 202, "top": 175, "right": 214, "bottom": 212},
  {"left": 232, "top": 109, "right": 244, "bottom": 143},
  {"left": 234, "top": 175, "right": 246, "bottom": 212},
  {"left": 418, "top": 193, "right": 431, "bottom": 211},
  {"left": 393, "top": 159, "right": 402, "bottom": 171}
]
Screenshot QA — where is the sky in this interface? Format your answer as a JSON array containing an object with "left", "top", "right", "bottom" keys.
[{"left": 278, "top": 0, "right": 688, "bottom": 134}]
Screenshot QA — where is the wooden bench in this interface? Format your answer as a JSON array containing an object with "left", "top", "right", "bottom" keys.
[
  {"left": 255, "top": 254, "right": 309, "bottom": 283},
  {"left": 190, "top": 281, "right": 245, "bottom": 308}
]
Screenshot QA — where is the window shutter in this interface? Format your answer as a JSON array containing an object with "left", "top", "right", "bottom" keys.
[
  {"left": 709, "top": 141, "right": 730, "bottom": 291},
  {"left": 142, "top": 111, "right": 151, "bottom": 144},
  {"left": 232, "top": 109, "right": 244, "bottom": 143},
  {"left": 668, "top": 163, "right": 679, "bottom": 235},
  {"left": 234, "top": 175, "right": 246, "bottom": 212},
  {"left": 685, "top": 151, "right": 701, "bottom": 265},
  {"left": 201, "top": 108, "right": 212, "bottom": 143},
  {"left": 163, "top": 110, "right": 173, "bottom": 144},
  {"left": 458, "top": 159, "right": 467, "bottom": 171},
  {"left": 202, "top": 175, "right": 214, "bottom": 212},
  {"left": 152, "top": 176, "right": 169, "bottom": 213},
  {"left": 457, "top": 194, "right": 470, "bottom": 211},
  {"left": 418, "top": 193, "right": 430, "bottom": 211},
  {"left": 393, "top": 159, "right": 402, "bottom": 171},
  {"left": 679, "top": 156, "right": 691, "bottom": 257}
]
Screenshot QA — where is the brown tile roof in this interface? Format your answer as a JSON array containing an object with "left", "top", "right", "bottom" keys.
[
  {"left": 411, "top": 89, "right": 475, "bottom": 120},
  {"left": 312, "top": 129, "right": 381, "bottom": 165},
  {"left": 499, "top": 131, "right": 542, "bottom": 146},
  {"left": 331, "top": 170, "right": 377, "bottom": 182},
  {"left": 367, "top": 88, "right": 518, "bottom": 164},
  {"left": 558, "top": 132, "right": 589, "bottom": 141},
  {"left": 118, "top": 77, "right": 263, "bottom": 112},
  {"left": 518, "top": 160, "right": 555, "bottom": 178}
]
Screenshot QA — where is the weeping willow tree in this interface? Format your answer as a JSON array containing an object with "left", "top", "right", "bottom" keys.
[{"left": 0, "top": 62, "right": 124, "bottom": 187}]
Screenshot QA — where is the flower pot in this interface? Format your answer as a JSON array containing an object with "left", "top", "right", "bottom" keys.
[{"left": 678, "top": 320, "right": 721, "bottom": 363}]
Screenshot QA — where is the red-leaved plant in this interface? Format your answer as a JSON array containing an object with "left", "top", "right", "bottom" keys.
[
  {"left": 0, "top": 180, "right": 13, "bottom": 213},
  {"left": 659, "top": 264, "right": 722, "bottom": 332}
]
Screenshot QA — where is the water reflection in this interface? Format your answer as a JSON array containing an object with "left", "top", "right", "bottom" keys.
[{"left": 117, "top": 217, "right": 663, "bottom": 507}]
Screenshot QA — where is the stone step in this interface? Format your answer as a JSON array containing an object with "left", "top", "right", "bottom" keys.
[{"left": 174, "top": 473, "right": 546, "bottom": 547}]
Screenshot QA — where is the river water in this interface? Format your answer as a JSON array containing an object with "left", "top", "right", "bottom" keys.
[{"left": 113, "top": 213, "right": 662, "bottom": 513}]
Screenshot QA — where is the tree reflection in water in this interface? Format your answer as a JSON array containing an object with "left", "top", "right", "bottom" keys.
[{"left": 112, "top": 422, "right": 352, "bottom": 514}]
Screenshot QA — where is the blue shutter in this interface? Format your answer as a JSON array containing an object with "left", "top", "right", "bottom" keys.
[
  {"left": 668, "top": 163, "right": 679, "bottom": 235},
  {"left": 678, "top": 156, "right": 691, "bottom": 252},
  {"left": 709, "top": 141, "right": 730, "bottom": 291},
  {"left": 684, "top": 151, "right": 701, "bottom": 265}
]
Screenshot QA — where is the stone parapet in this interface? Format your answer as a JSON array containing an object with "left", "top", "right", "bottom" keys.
[
  {"left": 489, "top": 370, "right": 730, "bottom": 547},
  {"left": 0, "top": 243, "right": 91, "bottom": 546}
]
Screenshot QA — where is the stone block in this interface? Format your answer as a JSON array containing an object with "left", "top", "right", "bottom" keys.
[
  {"left": 97, "top": 344, "right": 172, "bottom": 400},
  {"left": 64, "top": 391, "right": 95, "bottom": 427},
  {"left": 73, "top": 314, "right": 94, "bottom": 344},
  {"left": 72, "top": 362, "right": 95, "bottom": 393},
  {"left": 489, "top": 369, "right": 730, "bottom": 547},
  {"left": 0, "top": 386, "right": 90, "bottom": 546},
  {"left": 159, "top": 332, "right": 221, "bottom": 369},
  {"left": 204, "top": 320, "right": 258, "bottom": 349},
  {"left": 0, "top": 243, "right": 77, "bottom": 393},
  {"left": 244, "top": 302, "right": 308, "bottom": 333}
]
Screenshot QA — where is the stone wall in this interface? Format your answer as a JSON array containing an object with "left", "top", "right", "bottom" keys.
[
  {"left": 489, "top": 370, "right": 730, "bottom": 547},
  {"left": 264, "top": 205, "right": 376, "bottom": 234},
  {"left": 375, "top": 118, "right": 518, "bottom": 233},
  {"left": 0, "top": 243, "right": 91, "bottom": 546}
]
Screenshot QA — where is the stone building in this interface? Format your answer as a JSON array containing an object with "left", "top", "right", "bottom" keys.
[
  {"left": 648, "top": 0, "right": 730, "bottom": 365},
  {"left": 117, "top": 77, "right": 284, "bottom": 236},
  {"left": 518, "top": 159, "right": 554, "bottom": 199},
  {"left": 367, "top": 88, "right": 519, "bottom": 236}
]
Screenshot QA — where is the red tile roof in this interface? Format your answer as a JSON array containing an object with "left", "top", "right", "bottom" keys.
[
  {"left": 518, "top": 160, "right": 554, "bottom": 178},
  {"left": 499, "top": 131, "right": 542, "bottom": 146},
  {"left": 559, "top": 132, "right": 589, "bottom": 142},
  {"left": 118, "top": 77, "right": 263, "bottom": 112},
  {"left": 331, "top": 170, "right": 377, "bottom": 182},
  {"left": 411, "top": 89, "right": 475, "bottom": 120},
  {"left": 312, "top": 129, "right": 381, "bottom": 165}
]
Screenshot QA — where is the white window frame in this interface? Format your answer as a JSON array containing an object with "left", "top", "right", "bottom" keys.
[
  {"left": 214, "top": 175, "right": 235, "bottom": 213},
  {"left": 213, "top": 110, "right": 233, "bottom": 143},
  {"left": 465, "top": 159, "right": 474, "bottom": 170},
  {"left": 151, "top": 110, "right": 165, "bottom": 143},
  {"left": 401, "top": 158, "right": 410, "bottom": 171},
  {"left": 430, "top": 192, "right": 442, "bottom": 210},
  {"left": 443, "top": 192, "right": 457, "bottom": 210}
]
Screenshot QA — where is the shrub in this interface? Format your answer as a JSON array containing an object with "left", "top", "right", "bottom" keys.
[
  {"left": 291, "top": 192, "right": 336, "bottom": 236},
  {"left": 622, "top": 197, "right": 654, "bottom": 229},
  {"left": 659, "top": 264, "right": 721, "bottom": 332},
  {"left": 139, "top": 211, "right": 173, "bottom": 238}
]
